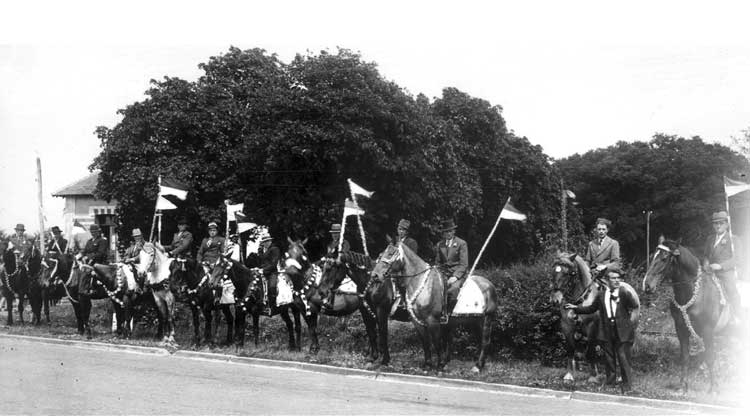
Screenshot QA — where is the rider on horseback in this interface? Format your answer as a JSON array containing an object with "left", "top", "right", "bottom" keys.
[
  {"left": 45, "top": 226, "right": 68, "bottom": 259},
  {"left": 166, "top": 216, "right": 194, "bottom": 259},
  {"left": 585, "top": 218, "right": 621, "bottom": 279},
  {"left": 703, "top": 211, "right": 744, "bottom": 323},
  {"left": 197, "top": 221, "right": 226, "bottom": 302},
  {"left": 434, "top": 219, "right": 468, "bottom": 324},
  {"left": 392, "top": 219, "right": 418, "bottom": 309},
  {"left": 9, "top": 224, "right": 33, "bottom": 262},
  {"left": 256, "top": 230, "right": 280, "bottom": 315}
]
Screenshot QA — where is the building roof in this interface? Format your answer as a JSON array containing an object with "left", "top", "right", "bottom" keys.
[{"left": 52, "top": 172, "right": 99, "bottom": 197}]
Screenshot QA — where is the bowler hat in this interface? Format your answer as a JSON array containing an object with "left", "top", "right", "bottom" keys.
[
  {"left": 208, "top": 221, "right": 219, "bottom": 229},
  {"left": 89, "top": 224, "right": 101, "bottom": 232},
  {"left": 711, "top": 211, "right": 729, "bottom": 223},
  {"left": 132, "top": 228, "right": 142, "bottom": 237},
  {"left": 258, "top": 230, "right": 272, "bottom": 242},
  {"left": 15, "top": 223, "right": 25, "bottom": 231},
  {"left": 438, "top": 219, "right": 457, "bottom": 232},
  {"left": 330, "top": 223, "right": 342, "bottom": 233},
  {"left": 596, "top": 218, "right": 612, "bottom": 228},
  {"left": 51, "top": 226, "right": 62, "bottom": 234},
  {"left": 398, "top": 219, "right": 411, "bottom": 230}
]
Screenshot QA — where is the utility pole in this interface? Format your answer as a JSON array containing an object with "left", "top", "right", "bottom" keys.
[
  {"left": 644, "top": 210, "right": 652, "bottom": 269},
  {"left": 36, "top": 156, "right": 46, "bottom": 255}
]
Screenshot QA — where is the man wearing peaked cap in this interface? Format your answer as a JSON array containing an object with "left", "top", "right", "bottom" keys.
[
  {"left": 46, "top": 226, "right": 68, "bottom": 257},
  {"left": 166, "top": 216, "right": 193, "bottom": 259},
  {"left": 197, "top": 221, "right": 227, "bottom": 294},
  {"left": 434, "top": 219, "right": 469, "bottom": 324},
  {"left": 703, "top": 211, "right": 744, "bottom": 323},
  {"left": 80, "top": 223, "right": 108, "bottom": 265}
]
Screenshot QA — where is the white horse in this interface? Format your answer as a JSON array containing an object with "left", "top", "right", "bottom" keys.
[{"left": 137, "top": 242, "right": 177, "bottom": 345}]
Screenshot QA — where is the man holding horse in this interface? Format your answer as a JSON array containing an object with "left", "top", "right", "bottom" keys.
[
  {"left": 585, "top": 218, "right": 621, "bottom": 276},
  {"left": 434, "top": 219, "right": 468, "bottom": 324},
  {"left": 566, "top": 264, "right": 640, "bottom": 393},
  {"left": 80, "top": 224, "right": 108, "bottom": 265},
  {"left": 166, "top": 216, "right": 194, "bottom": 259},
  {"left": 703, "top": 211, "right": 743, "bottom": 323},
  {"left": 45, "top": 226, "right": 68, "bottom": 258}
]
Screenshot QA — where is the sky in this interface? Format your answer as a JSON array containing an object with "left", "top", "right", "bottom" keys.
[{"left": 1, "top": 0, "right": 750, "bottom": 233}]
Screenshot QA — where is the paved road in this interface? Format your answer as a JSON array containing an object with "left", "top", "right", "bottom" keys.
[{"left": 0, "top": 337, "right": 710, "bottom": 415}]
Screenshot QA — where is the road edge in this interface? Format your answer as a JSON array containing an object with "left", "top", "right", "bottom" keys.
[{"left": 2, "top": 333, "right": 737, "bottom": 413}]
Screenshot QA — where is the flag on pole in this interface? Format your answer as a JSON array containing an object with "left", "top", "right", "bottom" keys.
[
  {"left": 235, "top": 211, "right": 256, "bottom": 234},
  {"left": 725, "top": 176, "right": 750, "bottom": 197},
  {"left": 72, "top": 219, "right": 88, "bottom": 234},
  {"left": 159, "top": 177, "right": 188, "bottom": 200},
  {"left": 564, "top": 190, "right": 576, "bottom": 199},
  {"left": 226, "top": 202, "right": 244, "bottom": 222},
  {"left": 348, "top": 178, "right": 373, "bottom": 198},
  {"left": 155, "top": 195, "right": 178, "bottom": 210},
  {"left": 499, "top": 200, "right": 527, "bottom": 221},
  {"left": 343, "top": 198, "right": 365, "bottom": 217}
]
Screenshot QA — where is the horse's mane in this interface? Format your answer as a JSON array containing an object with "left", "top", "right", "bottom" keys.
[
  {"left": 664, "top": 239, "right": 701, "bottom": 276},
  {"left": 339, "top": 251, "right": 372, "bottom": 269},
  {"left": 554, "top": 252, "right": 593, "bottom": 288},
  {"left": 398, "top": 242, "right": 429, "bottom": 269}
]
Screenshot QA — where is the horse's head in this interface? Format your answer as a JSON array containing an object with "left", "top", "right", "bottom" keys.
[
  {"left": 549, "top": 252, "right": 594, "bottom": 306},
  {"left": 371, "top": 243, "right": 404, "bottom": 281},
  {"left": 317, "top": 257, "right": 342, "bottom": 300},
  {"left": 284, "top": 236, "right": 309, "bottom": 272},
  {"left": 26, "top": 244, "right": 43, "bottom": 275},
  {"left": 643, "top": 239, "right": 681, "bottom": 294},
  {"left": 169, "top": 257, "right": 197, "bottom": 286}
]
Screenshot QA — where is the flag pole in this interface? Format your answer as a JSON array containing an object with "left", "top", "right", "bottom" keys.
[
  {"left": 561, "top": 179, "right": 567, "bottom": 252},
  {"left": 337, "top": 200, "right": 347, "bottom": 253},
  {"left": 723, "top": 176, "right": 739, "bottom": 282},
  {"left": 467, "top": 197, "right": 511, "bottom": 278},
  {"left": 36, "top": 156, "right": 46, "bottom": 256},
  {"left": 349, "top": 185, "right": 368, "bottom": 256},
  {"left": 149, "top": 176, "right": 161, "bottom": 242}
]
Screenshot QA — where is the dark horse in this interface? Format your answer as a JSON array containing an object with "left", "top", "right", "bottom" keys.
[
  {"left": 57, "top": 255, "right": 109, "bottom": 338},
  {"left": 39, "top": 252, "right": 74, "bottom": 323},
  {"left": 170, "top": 257, "right": 235, "bottom": 346},
  {"left": 549, "top": 252, "right": 603, "bottom": 384},
  {"left": 371, "top": 241, "right": 498, "bottom": 372},
  {"left": 642, "top": 239, "right": 725, "bottom": 393},
  {"left": 1, "top": 242, "right": 43, "bottom": 325}
]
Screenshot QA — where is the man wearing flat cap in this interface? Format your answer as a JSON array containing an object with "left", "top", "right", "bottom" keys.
[
  {"left": 166, "top": 216, "right": 194, "bottom": 259},
  {"left": 80, "top": 224, "right": 109, "bottom": 265},
  {"left": 703, "top": 211, "right": 743, "bottom": 322},
  {"left": 9, "top": 223, "right": 33, "bottom": 261},
  {"left": 585, "top": 218, "right": 621, "bottom": 276},
  {"left": 566, "top": 265, "right": 640, "bottom": 393},
  {"left": 434, "top": 219, "right": 469, "bottom": 324},
  {"left": 325, "top": 223, "right": 350, "bottom": 258},
  {"left": 45, "top": 226, "right": 68, "bottom": 258}
]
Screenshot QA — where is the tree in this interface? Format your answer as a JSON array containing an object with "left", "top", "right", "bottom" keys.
[{"left": 556, "top": 134, "right": 749, "bottom": 261}]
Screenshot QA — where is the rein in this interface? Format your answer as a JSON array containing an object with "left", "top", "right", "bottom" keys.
[{"left": 378, "top": 248, "right": 436, "bottom": 326}]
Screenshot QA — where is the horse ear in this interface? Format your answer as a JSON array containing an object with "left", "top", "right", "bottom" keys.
[
  {"left": 657, "top": 234, "right": 665, "bottom": 245},
  {"left": 287, "top": 236, "right": 294, "bottom": 244},
  {"left": 386, "top": 234, "right": 393, "bottom": 244},
  {"left": 302, "top": 237, "right": 308, "bottom": 246},
  {"left": 568, "top": 253, "right": 577, "bottom": 263}
]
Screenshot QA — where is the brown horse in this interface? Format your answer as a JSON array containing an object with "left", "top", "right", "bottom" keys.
[
  {"left": 642, "top": 239, "right": 724, "bottom": 393},
  {"left": 1, "top": 243, "right": 43, "bottom": 325},
  {"left": 549, "top": 252, "right": 603, "bottom": 384},
  {"left": 371, "top": 241, "right": 498, "bottom": 372}
]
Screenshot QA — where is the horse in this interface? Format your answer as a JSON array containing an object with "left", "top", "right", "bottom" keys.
[
  {"left": 1, "top": 243, "right": 43, "bottom": 325},
  {"left": 39, "top": 252, "right": 75, "bottom": 323},
  {"left": 136, "top": 242, "right": 177, "bottom": 345},
  {"left": 78, "top": 259, "right": 143, "bottom": 338},
  {"left": 371, "top": 241, "right": 498, "bottom": 372},
  {"left": 55, "top": 255, "right": 109, "bottom": 339},
  {"left": 549, "top": 252, "right": 603, "bottom": 384},
  {"left": 170, "top": 257, "right": 236, "bottom": 346},
  {"left": 642, "top": 239, "right": 724, "bottom": 393}
]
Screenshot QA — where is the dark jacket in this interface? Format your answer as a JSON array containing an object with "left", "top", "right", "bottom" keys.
[
  {"left": 124, "top": 240, "right": 144, "bottom": 263},
  {"left": 197, "top": 236, "right": 225, "bottom": 264},
  {"left": 434, "top": 236, "right": 469, "bottom": 279},
  {"left": 585, "top": 236, "right": 621, "bottom": 270},
  {"left": 574, "top": 282, "right": 640, "bottom": 343},
  {"left": 167, "top": 230, "right": 194, "bottom": 258},
  {"left": 81, "top": 235, "right": 109, "bottom": 265},
  {"left": 46, "top": 237, "right": 68, "bottom": 255},
  {"left": 326, "top": 239, "right": 350, "bottom": 257},
  {"left": 399, "top": 236, "right": 419, "bottom": 255},
  {"left": 703, "top": 232, "right": 742, "bottom": 279},
  {"left": 259, "top": 244, "right": 281, "bottom": 276}
]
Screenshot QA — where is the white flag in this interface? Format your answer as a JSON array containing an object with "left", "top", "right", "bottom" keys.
[
  {"left": 499, "top": 199, "right": 526, "bottom": 221},
  {"left": 343, "top": 198, "right": 364, "bottom": 217},
  {"left": 226, "top": 202, "right": 244, "bottom": 222},
  {"left": 725, "top": 176, "right": 750, "bottom": 197},
  {"left": 348, "top": 178, "right": 373, "bottom": 198},
  {"left": 155, "top": 195, "right": 177, "bottom": 210},
  {"left": 159, "top": 177, "right": 188, "bottom": 200}
]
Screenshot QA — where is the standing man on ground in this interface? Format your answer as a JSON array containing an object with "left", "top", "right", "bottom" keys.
[
  {"left": 434, "top": 219, "right": 468, "bottom": 324},
  {"left": 566, "top": 265, "right": 640, "bottom": 393}
]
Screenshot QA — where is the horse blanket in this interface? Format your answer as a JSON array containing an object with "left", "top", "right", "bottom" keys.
[
  {"left": 452, "top": 275, "right": 486, "bottom": 316},
  {"left": 220, "top": 279, "right": 235, "bottom": 304},
  {"left": 117, "top": 264, "right": 138, "bottom": 292},
  {"left": 276, "top": 272, "right": 294, "bottom": 306}
]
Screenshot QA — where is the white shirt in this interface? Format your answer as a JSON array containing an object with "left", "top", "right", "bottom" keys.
[{"left": 604, "top": 288, "right": 619, "bottom": 319}]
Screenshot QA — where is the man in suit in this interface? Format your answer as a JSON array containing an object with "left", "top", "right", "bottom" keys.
[
  {"left": 166, "top": 216, "right": 194, "bottom": 259},
  {"left": 80, "top": 224, "right": 108, "bottom": 265},
  {"left": 197, "top": 221, "right": 226, "bottom": 289},
  {"left": 325, "top": 223, "right": 350, "bottom": 257},
  {"left": 46, "top": 226, "right": 68, "bottom": 258},
  {"left": 566, "top": 265, "right": 640, "bottom": 393},
  {"left": 703, "top": 211, "right": 743, "bottom": 322},
  {"left": 123, "top": 228, "right": 145, "bottom": 264},
  {"left": 434, "top": 219, "right": 469, "bottom": 324},
  {"left": 255, "top": 230, "right": 280, "bottom": 315},
  {"left": 9, "top": 223, "right": 33, "bottom": 261},
  {"left": 585, "top": 218, "right": 621, "bottom": 276}
]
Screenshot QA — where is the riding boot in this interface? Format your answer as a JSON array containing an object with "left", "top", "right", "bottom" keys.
[
  {"left": 265, "top": 287, "right": 277, "bottom": 316},
  {"left": 440, "top": 280, "right": 450, "bottom": 324}
]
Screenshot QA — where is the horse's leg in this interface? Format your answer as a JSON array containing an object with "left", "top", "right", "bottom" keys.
[
  {"left": 428, "top": 321, "right": 444, "bottom": 371},
  {"left": 252, "top": 310, "right": 260, "bottom": 346},
  {"left": 17, "top": 295, "right": 25, "bottom": 325},
  {"left": 279, "top": 307, "right": 296, "bottom": 350},
  {"left": 561, "top": 318, "right": 577, "bottom": 383},
  {"left": 43, "top": 289, "right": 50, "bottom": 324},
  {"left": 234, "top": 305, "right": 246, "bottom": 349},
  {"left": 475, "top": 314, "right": 493, "bottom": 372},
  {"left": 82, "top": 295, "right": 92, "bottom": 339},
  {"left": 306, "top": 311, "right": 319, "bottom": 354},
  {"left": 154, "top": 293, "right": 169, "bottom": 343},
  {"left": 702, "top": 328, "right": 716, "bottom": 393},
  {"left": 165, "top": 291, "right": 177, "bottom": 344},
  {"left": 292, "top": 306, "right": 302, "bottom": 351},
  {"left": 221, "top": 305, "right": 234, "bottom": 346},
  {"left": 414, "top": 323, "right": 432, "bottom": 370},
  {"left": 676, "top": 328, "right": 691, "bottom": 393},
  {"left": 5, "top": 294, "right": 13, "bottom": 326},
  {"left": 360, "top": 306, "right": 379, "bottom": 362},
  {"left": 70, "top": 297, "right": 83, "bottom": 335},
  {"left": 31, "top": 287, "right": 42, "bottom": 325},
  {"left": 203, "top": 305, "right": 214, "bottom": 346},
  {"left": 377, "top": 305, "right": 390, "bottom": 366},
  {"left": 190, "top": 304, "right": 201, "bottom": 346}
]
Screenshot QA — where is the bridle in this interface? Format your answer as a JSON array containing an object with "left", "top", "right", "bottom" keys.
[{"left": 552, "top": 261, "right": 597, "bottom": 305}]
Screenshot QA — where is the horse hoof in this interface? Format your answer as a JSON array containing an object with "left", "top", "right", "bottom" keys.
[{"left": 470, "top": 366, "right": 480, "bottom": 374}]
